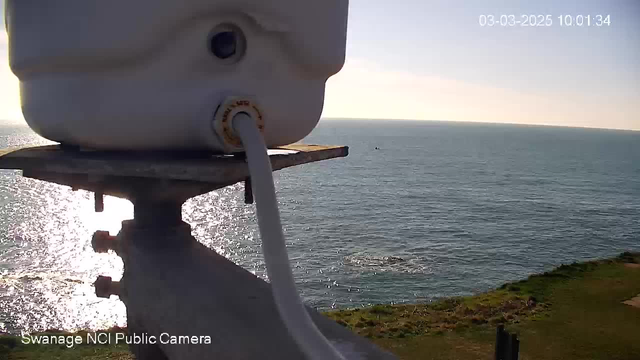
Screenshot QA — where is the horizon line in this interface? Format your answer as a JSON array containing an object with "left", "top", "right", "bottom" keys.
[
  {"left": 1, "top": 117, "right": 638, "bottom": 133},
  {"left": 320, "top": 117, "right": 640, "bottom": 133}
]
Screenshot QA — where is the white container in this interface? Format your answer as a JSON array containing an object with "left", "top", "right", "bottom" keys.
[{"left": 5, "top": 1, "right": 348, "bottom": 152}]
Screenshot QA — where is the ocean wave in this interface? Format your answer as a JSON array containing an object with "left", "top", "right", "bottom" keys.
[{"left": 343, "top": 254, "right": 431, "bottom": 274}]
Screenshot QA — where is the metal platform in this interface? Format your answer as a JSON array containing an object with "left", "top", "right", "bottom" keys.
[
  {"left": 0, "top": 144, "right": 349, "bottom": 201},
  {"left": 0, "top": 144, "right": 397, "bottom": 360}
]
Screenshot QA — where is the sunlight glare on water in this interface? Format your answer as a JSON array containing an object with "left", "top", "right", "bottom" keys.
[
  {"left": 0, "top": 162, "right": 261, "bottom": 334},
  {"left": 0, "top": 174, "right": 133, "bottom": 333}
]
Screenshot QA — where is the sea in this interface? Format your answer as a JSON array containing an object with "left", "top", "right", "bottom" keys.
[{"left": 0, "top": 119, "right": 639, "bottom": 334}]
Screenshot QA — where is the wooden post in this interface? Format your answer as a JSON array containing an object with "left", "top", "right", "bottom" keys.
[
  {"left": 495, "top": 325, "right": 505, "bottom": 360},
  {"left": 510, "top": 333, "right": 520, "bottom": 360},
  {"left": 495, "top": 325, "right": 520, "bottom": 360}
]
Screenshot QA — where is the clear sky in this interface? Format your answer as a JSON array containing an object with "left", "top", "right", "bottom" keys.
[{"left": 1, "top": 1, "right": 639, "bottom": 130}]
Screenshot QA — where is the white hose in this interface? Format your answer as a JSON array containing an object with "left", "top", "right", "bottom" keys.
[{"left": 232, "top": 112, "right": 346, "bottom": 360}]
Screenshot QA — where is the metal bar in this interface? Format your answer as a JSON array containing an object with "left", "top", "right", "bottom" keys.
[
  {"left": 94, "top": 192, "right": 104, "bottom": 212},
  {"left": 244, "top": 177, "right": 254, "bottom": 204}
]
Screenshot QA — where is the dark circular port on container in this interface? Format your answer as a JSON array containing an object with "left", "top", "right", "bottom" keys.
[{"left": 208, "top": 24, "right": 246, "bottom": 64}]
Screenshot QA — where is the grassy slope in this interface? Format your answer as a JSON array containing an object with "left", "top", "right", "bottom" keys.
[
  {"left": 2, "top": 252, "right": 639, "bottom": 360},
  {"left": 327, "top": 251, "right": 640, "bottom": 360}
]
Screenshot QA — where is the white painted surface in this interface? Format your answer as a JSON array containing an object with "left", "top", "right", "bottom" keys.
[{"left": 5, "top": 1, "right": 348, "bottom": 152}]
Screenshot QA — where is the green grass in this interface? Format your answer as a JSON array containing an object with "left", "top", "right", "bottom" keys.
[
  {"left": 2, "top": 252, "right": 640, "bottom": 360},
  {"left": 327, "top": 251, "right": 640, "bottom": 360}
]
